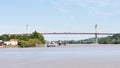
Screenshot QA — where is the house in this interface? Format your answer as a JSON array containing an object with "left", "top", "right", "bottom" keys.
[
  {"left": 4, "top": 39, "right": 18, "bottom": 46},
  {"left": 10, "top": 39, "right": 18, "bottom": 45}
]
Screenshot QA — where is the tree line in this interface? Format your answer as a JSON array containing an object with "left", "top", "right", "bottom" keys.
[
  {"left": 0, "top": 31, "right": 45, "bottom": 47},
  {"left": 99, "top": 34, "right": 120, "bottom": 44},
  {"left": 56, "top": 34, "right": 120, "bottom": 44}
]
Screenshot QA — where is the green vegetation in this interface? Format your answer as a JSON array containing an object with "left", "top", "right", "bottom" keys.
[
  {"left": 0, "top": 31, "right": 45, "bottom": 47},
  {"left": 76, "top": 34, "right": 120, "bottom": 44},
  {"left": 99, "top": 34, "right": 120, "bottom": 44},
  {"left": 0, "top": 34, "right": 10, "bottom": 41},
  {"left": 59, "top": 34, "right": 120, "bottom": 44}
]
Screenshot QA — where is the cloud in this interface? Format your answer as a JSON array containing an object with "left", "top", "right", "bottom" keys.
[
  {"left": 49, "top": 0, "right": 74, "bottom": 19},
  {"left": 53, "top": 7, "right": 74, "bottom": 19},
  {"left": 48, "top": 0, "right": 120, "bottom": 17},
  {"left": 65, "top": 0, "right": 120, "bottom": 15},
  {"left": 65, "top": 0, "right": 115, "bottom": 7}
]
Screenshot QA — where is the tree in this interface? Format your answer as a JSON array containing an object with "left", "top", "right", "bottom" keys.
[
  {"left": 28, "top": 39, "right": 39, "bottom": 47},
  {"left": 18, "top": 40, "right": 30, "bottom": 47},
  {"left": 18, "top": 34, "right": 30, "bottom": 41},
  {"left": 10, "top": 35, "right": 16, "bottom": 39},
  {"left": 31, "top": 31, "right": 45, "bottom": 44},
  {"left": 113, "top": 34, "right": 120, "bottom": 40},
  {"left": 0, "top": 34, "right": 10, "bottom": 41},
  {"left": 18, "top": 31, "right": 45, "bottom": 47}
]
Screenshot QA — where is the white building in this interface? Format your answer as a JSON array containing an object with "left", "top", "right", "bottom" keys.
[{"left": 4, "top": 39, "right": 18, "bottom": 46}]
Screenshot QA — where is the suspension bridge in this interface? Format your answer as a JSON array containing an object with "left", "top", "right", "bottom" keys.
[{"left": 7, "top": 24, "right": 119, "bottom": 44}]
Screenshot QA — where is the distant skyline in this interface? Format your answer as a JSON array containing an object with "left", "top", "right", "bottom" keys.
[{"left": 0, "top": 0, "right": 120, "bottom": 41}]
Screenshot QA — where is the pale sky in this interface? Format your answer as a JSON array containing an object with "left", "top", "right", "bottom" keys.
[{"left": 0, "top": 0, "right": 120, "bottom": 41}]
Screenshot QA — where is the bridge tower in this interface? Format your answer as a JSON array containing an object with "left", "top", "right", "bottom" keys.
[{"left": 95, "top": 24, "right": 98, "bottom": 44}]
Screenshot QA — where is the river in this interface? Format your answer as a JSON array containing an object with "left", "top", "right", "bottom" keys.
[{"left": 0, "top": 44, "right": 120, "bottom": 68}]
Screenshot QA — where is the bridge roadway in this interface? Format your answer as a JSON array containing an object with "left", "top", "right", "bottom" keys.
[
  {"left": 41, "top": 32, "right": 116, "bottom": 35},
  {"left": 7, "top": 32, "right": 118, "bottom": 36}
]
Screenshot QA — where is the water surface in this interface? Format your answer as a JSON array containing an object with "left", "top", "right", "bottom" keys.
[{"left": 0, "top": 44, "right": 120, "bottom": 68}]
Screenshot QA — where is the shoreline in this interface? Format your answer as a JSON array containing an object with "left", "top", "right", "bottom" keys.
[{"left": 1, "top": 44, "right": 120, "bottom": 48}]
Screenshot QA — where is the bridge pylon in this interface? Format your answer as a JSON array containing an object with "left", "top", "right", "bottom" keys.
[{"left": 95, "top": 24, "right": 98, "bottom": 44}]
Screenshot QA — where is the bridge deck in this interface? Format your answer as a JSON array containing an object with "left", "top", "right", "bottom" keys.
[
  {"left": 6, "top": 32, "right": 118, "bottom": 36},
  {"left": 42, "top": 32, "right": 115, "bottom": 35}
]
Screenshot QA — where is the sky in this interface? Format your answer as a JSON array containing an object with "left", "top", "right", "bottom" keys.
[{"left": 0, "top": 0, "right": 120, "bottom": 41}]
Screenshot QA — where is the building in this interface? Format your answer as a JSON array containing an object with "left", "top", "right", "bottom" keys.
[
  {"left": 4, "top": 39, "right": 18, "bottom": 46},
  {"left": 0, "top": 40, "right": 3, "bottom": 46},
  {"left": 10, "top": 39, "right": 18, "bottom": 45}
]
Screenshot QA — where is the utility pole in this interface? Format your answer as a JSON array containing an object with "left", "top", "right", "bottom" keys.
[{"left": 95, "top": 24, "right": 98, "bottom": 44}]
